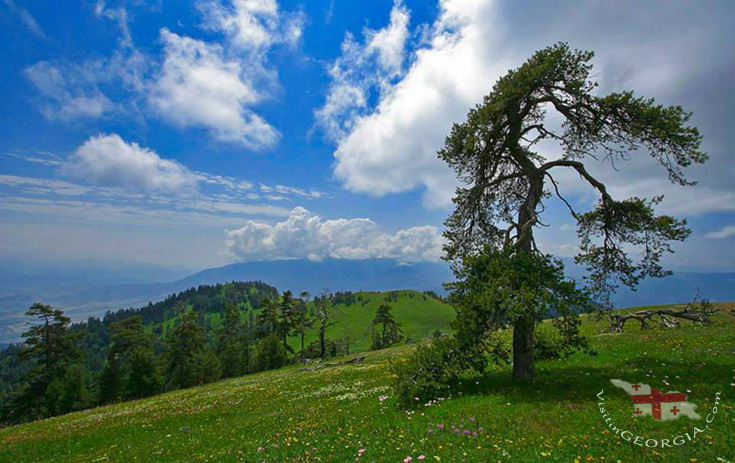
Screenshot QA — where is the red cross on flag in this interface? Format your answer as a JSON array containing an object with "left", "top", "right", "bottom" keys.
[{"left": 610, "top": 379, "right": 701, "bottom": 421}]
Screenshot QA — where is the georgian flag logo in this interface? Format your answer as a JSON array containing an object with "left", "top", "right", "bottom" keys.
[{"left": 611, "top": 379, "right": 701, "bottom": 421}]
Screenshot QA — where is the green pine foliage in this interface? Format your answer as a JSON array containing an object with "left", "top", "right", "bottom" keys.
[
  {"left": 216, "top": 303, "right": 249, "bottom": 378},
  {"left": 370, "top": 304, "right": 403, "bottom": 350},
  {"left": 2, "top": 303, "right": 86, "bottom": 422},
  {"left": 163, "top": 305, "right": 206, "bottom": 390}
]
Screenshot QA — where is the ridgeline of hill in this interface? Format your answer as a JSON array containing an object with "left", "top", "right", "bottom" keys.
[
  {"left": 90, "top": 284, "right": 454, "bottom": 365},
  {"left": 0, "top": 259, "right": 455, "bottom": 346},
  {"left": 0, "top": 304, "right": 733, "bottom": 462}
]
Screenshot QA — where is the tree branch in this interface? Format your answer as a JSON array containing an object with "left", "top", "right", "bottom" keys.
[
  {"left": 544, "top": 171, "right": 579, "bottom": 220},
  {"left": 540, "top": 159, "right": 612, "bottom": 201}
]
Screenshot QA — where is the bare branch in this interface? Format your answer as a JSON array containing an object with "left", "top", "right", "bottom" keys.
[
  {"left": 544, "top": 171, "right": 579, "bottom": 220},
  {"left": 540, "top": 159, "right": 612, "bottom": 201}
]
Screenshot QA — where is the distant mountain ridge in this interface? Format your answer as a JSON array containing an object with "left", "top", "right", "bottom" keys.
[
  {"left": 1, "top": 257, "right": 734, "bottom": 345},
  {"left": 0, "top": 259, "right": 453, "bottom": 345},
  {"left": 178, "top": 259, "right": 454, "bottom": 295}
]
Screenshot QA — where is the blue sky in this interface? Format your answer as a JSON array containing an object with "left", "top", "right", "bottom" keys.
[{"left": 1, "top": 0, "right": 734, "bottom": 273}]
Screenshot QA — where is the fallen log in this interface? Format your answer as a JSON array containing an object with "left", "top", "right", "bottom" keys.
[{"left": 608, "top": 298, "right": 716, "bottom": 333}]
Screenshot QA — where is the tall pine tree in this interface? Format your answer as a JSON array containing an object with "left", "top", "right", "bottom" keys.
[
  {"left": 371, "top": 304, "right": 402, "bottom": 350},
  {"left": 217, "top": 303, "right": 248, "bottom": 377},
  {"left": 163, "top": 304, "right": 206, "bottom": 390},
  {"left": 8, "top": 303, "right": 85, "bottom": 421}
]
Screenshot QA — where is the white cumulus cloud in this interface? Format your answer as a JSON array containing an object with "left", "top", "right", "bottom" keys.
[
  {"left": 64, "top": 134, "right": 198, "bottom": 194},
  {"left": 225, "top": 207, "right": 444, "bottom": 262},
  {"left": 315, "top": 0, "right": 410, "bottom": 141},
  {"left": 321, "top": 0, "right": 508, "bottom": 208},
  {"left": 197, "top": 0, "right": 305, "bottom": 52},
  {"left": 25, "top": 0, "right": 302, "bottom": 150},
  {"left": 149, "top": 29, "right": 279, "bottom": 148},
  {"left": 147, "top": 0, "right": 304, "bottom": 147}
]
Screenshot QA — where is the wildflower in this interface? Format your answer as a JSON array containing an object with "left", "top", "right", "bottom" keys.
[
  {"left": 358, "top": 449, "right": 365, "bottom": 454},
  {"left": 418, "top": 456, "right": 426, "bottom": 461},
  {"left": 404, "top": 457, "right": 413, "bottom": 463}
]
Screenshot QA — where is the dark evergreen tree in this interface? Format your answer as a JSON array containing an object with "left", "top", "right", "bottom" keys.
[
  {"left": 439, "top": 43, "right": 704, "bottom": 381},
  {"left": 103, "top": 316, "right": 161, "bottom": 401},
  {"left": 216, "top": 303, "right": 248, "bottom": 377},
  {"left": 255, "top": 334, "right": 287, "bottom": 371},
  {"left": 7, "top": 303, "right": 84, "bottom": 421},
  {"left": 98, "top": 354, "right": 123, "bottom": 404},
  {"left": 126, "top": 344, "right": 162, "bottom": 399},
  {"left": 194, "top": 348, "right": 222, "bottom": 385},
  {"left": 277, "top": 290, "right": 297, "bottom": 353},
  {"left": 163, "top": 304, "right": 206, "bottom": 389},
  {"left": 371, "top": 304, "right": 402, "bottom": 350},
  {"left": 53, "top": 362, "right": 89, "bottom": 414},
  {"left": 256, "top": 297, "right": 279, "bottom": 338}
]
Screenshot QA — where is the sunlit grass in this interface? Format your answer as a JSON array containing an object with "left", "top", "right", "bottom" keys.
[{"left": 1, "top": 304, "right": 733, "bottom": 462}]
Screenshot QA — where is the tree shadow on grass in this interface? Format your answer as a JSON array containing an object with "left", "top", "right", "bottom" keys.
[{"left": 453, "top": 358, "right": 731, "bottom": 406}]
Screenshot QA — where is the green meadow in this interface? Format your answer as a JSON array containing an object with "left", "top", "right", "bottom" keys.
[
  {"left": 1, "top": 303, "right": 733, "bottom": 463},
  {"left": 289, "top": 291, "right": 456, "bottom": 352}
]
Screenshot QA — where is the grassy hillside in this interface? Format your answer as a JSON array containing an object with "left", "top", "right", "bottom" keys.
[
  {"left": 149, "top": 290, "right": 454, "bottom": 355},
  {"left": 293, "top": 290, "right": 455, "bottom": 352},
  {"left": 180, "top": 290, "right": 455, "bottom": 354},
  {"left": 1, "top": 304, "right": 733, "bottom": 462}
]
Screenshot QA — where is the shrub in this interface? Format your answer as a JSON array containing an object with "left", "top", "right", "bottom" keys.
[
  {"left": 255, "top": 334, "right": 288, "bottom": 371},
  {"left": 533, "top": 327, "right": 563, "bottom": 360},
  {"left": 534, "top": 314, "right": 596, "bottom": 360},
  {"left": 299, "top": 338, "right": 350, "bottom": 360},
  {"left": 391, "top": 336, "right": 467, "bottom": 407}
]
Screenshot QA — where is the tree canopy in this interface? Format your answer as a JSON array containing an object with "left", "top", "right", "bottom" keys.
[{"left": 439, "top": 43, "right": 706, "bottom": 381}]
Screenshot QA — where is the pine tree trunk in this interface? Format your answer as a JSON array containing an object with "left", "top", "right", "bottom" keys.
[
  {"left": 511, "top": 314, "right": 535, "bottom": 381},
  {"left": 511, "top": 170, "right": 542, "bottom": 382}
]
